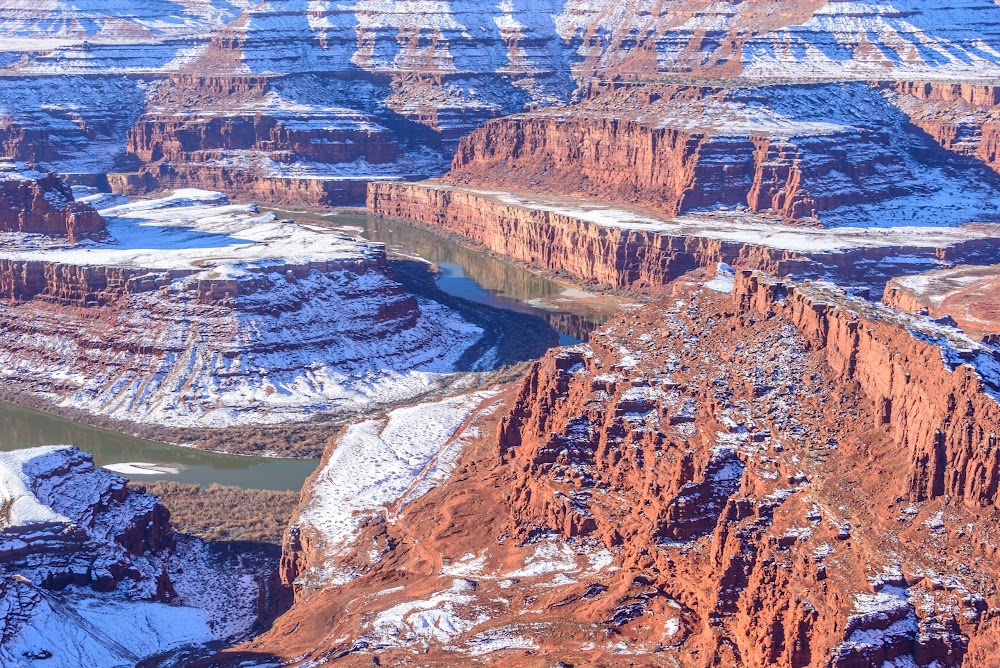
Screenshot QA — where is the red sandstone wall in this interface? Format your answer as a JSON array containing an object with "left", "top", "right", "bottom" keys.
[
  {"left": 367, "top": 182, "right": 999, "bottom": 292},
  {"left": 0, "top": 173, "right": 105, "bottom": 242},
  {"left": 737, "top": 270, "right": 1000, "bottom": 507}
]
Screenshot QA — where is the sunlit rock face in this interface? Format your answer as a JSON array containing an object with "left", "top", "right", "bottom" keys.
[
  {"left": 0, "top": 179, "right": 486, "bottom": 429},
  {"left": 3, "top": 1, "right": 1000, "bottom": 196}
]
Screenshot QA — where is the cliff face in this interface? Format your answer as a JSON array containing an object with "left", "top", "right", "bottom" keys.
[
  {"left": 0, "top": 163, "right": 105, "bottom": 242},
  {"left": 127, "top": 111, "right": 401, "bottom": 165},
  {"left": 0, "top": 446, "right": 173, "bottom": 594},
  {"left": 737, "top": 270, "right": 1000, "bottom": 508},
  {"left": 111, "top": 74, "right": 442, "bottom": 205},
  {"left": 445, "top": 83, "right": 1000, "bottom": 224},
  {"left": 368, "top": 182, "right": 1000, "bottom": 293},
  {"left": 888, "top": 81, "right": 1000, "bottom": 175},
  {"left": 227, "top": 275, "right": 1000, "bottom": 667}
]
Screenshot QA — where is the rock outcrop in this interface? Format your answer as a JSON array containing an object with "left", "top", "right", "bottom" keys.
[
  {"left": 368, "top": 181, "right": 1000, "bottom": 292},
  {"left": 445, "top": 82, "right": 1000, "bottom": 225},
  {"left": 0, "top": 446, "right": 172, "bottom": 595},
  {"left": 114, "top": 75, "right": 422, "bottom": 206},
  {"left": 0, "top": 162, "right": 105, "bottom": 242},
  {"left": 738, "top": 270, "right": 1000, "bottom": 507},
  {"left": 221, "top": 274, "right": 1000, "bottom": 667}
]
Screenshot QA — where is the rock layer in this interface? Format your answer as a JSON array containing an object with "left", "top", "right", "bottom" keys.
[
  {"left": 368, "top": 181, "right": 1000, "bottom": 292},
  {"left": 0, "top": 446, "right": 172, "bottom": 595},
  {"left": 0, "top": 162, "right": 105, "bottom": 242},
  {"left": 0, "top": 186, "right": 486, "bottom": 431},
  {"left": 884, "top": 265, "right": 1000, "bottom": 342},
  {"left": 0, "top": 445, "right": 285, "bottom": 666}
]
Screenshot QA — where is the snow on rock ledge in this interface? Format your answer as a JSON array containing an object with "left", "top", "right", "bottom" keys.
[
  {"left": 0, "top": 445, "right": 274, "bottom": 666},
  {"left": 0, "top": 188, "right": 487, "bottom": 429},
  {"left": 286, "top": 391, "right": 498, "bottom": 589},
  {"left": 0, "top": 445, "right": 171, "bottom": 593}
]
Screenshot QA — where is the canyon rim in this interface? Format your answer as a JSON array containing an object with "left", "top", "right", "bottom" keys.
[{"left": 3, "top": 2, "right": 1000, "bottom": 667}]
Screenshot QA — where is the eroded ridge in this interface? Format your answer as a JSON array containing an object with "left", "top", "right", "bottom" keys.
[{"left": 224, "top": 272, "right": 1000, "bottom": 666}]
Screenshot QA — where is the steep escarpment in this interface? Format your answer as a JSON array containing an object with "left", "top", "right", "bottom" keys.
[
  {"left": 737, "top": 270, "right": 1000, "bottom": 506},
  {"left": 225, "top": 276, "right": 1000, "bottom": 667},
  {"left": 0, "top": 446, "right": 172, "bottom": 594},
  {"left": 0, "top": 161, "right": 104, "bottom": 242},
  {"left": 369, "top": 181, "right": 1000, "bottom": 292},
  {"left": 0, "top": 445, "right": 283, "bottom": 667},
  {"left": 446, "top": 82, "right": 1000, "bottom": 225},
  {"left": 888, "top": 81, "right": 1000, "bottom": 175}
]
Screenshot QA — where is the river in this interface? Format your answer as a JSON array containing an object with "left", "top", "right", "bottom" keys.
[{"left": 0, "top": 213, "right": 621, "bottom": 491}]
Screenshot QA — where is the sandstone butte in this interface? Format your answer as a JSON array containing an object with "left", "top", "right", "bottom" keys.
[
  {"left": 212, "top": 268, "right": 1000, "bottom": 667},
  {"left": 0, "top": 162, "right": 105, "bottom": 243}
]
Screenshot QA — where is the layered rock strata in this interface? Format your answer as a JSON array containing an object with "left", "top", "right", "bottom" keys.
[
  {"left": 0, "top": 185, "right": 486, "bottom": 430},
  {"left": 369, "top": 181, "right": 1000, "bottom": 293},
  {"left": 738, "top": 270, "right": 1000, "bottom": 507},
  {"left": 445, "top": 82, "right": 1000, "bottom": 225},
  {"left": 0, "top": 446, "right": 172, "bottom": 594},
  {"left": 0, "top": 161, "right": 105, "bottom": 242},
  {"left": 6, "top": 2, "right": 1000, "bottom": 182},
  {"left": 225, "top": 273, "right": 1000, "bottom": 667},
  {"left": 114, "top": 75, "right": 433, "bottom": 206},
  {"left": 0, "top": 445, "right": 280, "bottom": 666}
]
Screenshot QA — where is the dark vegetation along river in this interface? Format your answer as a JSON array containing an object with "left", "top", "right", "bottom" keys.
[{"left": 0, "top": 213, "right": 622, "bottom": 491}]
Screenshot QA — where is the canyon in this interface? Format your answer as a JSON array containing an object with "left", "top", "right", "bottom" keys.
[
  {"left": 3, "top": 1, "right": 1000, "bottom": 667},
  {"left": 3, "top": 2, "right": 1000, "bottom": 205}
]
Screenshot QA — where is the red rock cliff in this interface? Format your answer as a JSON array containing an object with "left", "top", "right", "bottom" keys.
[
  {"left": 368, "top": 182, "right": 1000, "bottom": 292},
  {"left": 443, "top": 84, "right": 929, "bottom": 223},
  {"left": 737, "top": 270, "right": 1000, "bottom": 507},
  {"left": 0, "top": 165, "right": 105, "bottom": 242}
]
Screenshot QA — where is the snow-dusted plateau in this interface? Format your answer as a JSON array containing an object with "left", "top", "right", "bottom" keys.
[{"left": 4, "top": 1, "right": 1000, "bottom": 667}]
